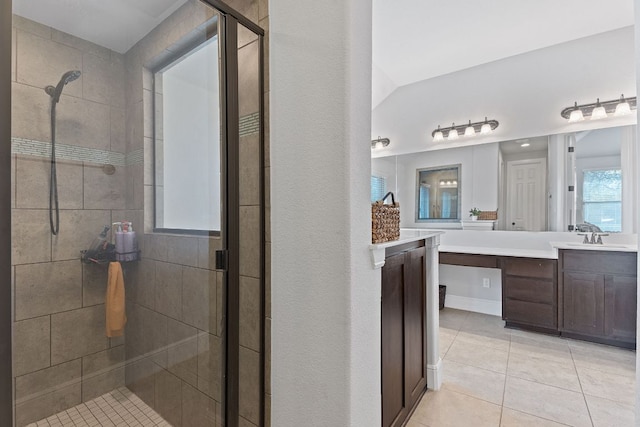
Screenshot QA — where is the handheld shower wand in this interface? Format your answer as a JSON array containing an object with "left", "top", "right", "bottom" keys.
[{"left": 45, "top": 70, "right": 81, "bottom": 235}]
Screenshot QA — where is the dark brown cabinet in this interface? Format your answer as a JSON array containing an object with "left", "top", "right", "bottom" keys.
[
  {"left": 562, "top": 271, "right": 604, "bottom": 336},
  {"left": 604, "top": 275, "right": 637, "bottom": 342},
  {"left": 559, "top": 250, "right": 637, "bottom": 348},
  {"left": 381, "top": 243, "right": 427, "bottom": 427},
  {"left": 501, "top": 257, "right": 558, "bottom": 332}
]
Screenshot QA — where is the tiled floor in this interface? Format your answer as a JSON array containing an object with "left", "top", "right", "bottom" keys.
[
  {"left": 408, "top": 308, "right": 637, "bottom": 427},
  {"left": 27, "top": 387, "right": 170, "bottom": 427}
]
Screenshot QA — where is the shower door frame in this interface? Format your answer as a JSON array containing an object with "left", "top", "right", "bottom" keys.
[
  {"left": 0, "top": 0, "right": 12, "bottom": 425},
  {"left": 210, "top": 5, "right": 266, "bottom": 426}
]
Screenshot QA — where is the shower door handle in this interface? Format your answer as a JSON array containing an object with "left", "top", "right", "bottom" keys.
[{"left": 216, "top": 250, "right": 228, "bottom": 271}]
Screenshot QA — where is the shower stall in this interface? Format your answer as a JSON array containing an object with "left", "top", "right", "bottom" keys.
[{"left": 2, "top": 0, "right": 268, "bottom": 426}]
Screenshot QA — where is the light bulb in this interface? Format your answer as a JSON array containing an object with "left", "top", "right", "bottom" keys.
[
  {"left": 464, "top": 121, "right": 475, "bottom": 137},
  {"left": 615, "top": 95, "right": 631, "bottom": 116},
  {"left": 433, "top": 126, "right": 444, "bottom": 142},
  {"left": 591, "top": 98, "right": 607, "bottom": 120},
  {"left": 448, "top": 124, "right": 459, "bottom": 140},
  {"left": 480, "top": 117, "right": 492, "bottom": 134},
  {"left": 568, "top": 102, "right": 584, "bottom": 123}
]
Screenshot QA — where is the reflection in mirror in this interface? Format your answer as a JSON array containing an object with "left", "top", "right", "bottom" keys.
[
  {"left": 371, "top": 156, "right": 398, "bottom": 202},
  {"left": 370, "top": 125, "right": 636, "bottom": 232},
  {"left": 574, "top": 127, "right": 624, "bottom": 232},
  {"left": 416, "top": 165, "right": 460, "bottom": 221},
  {"left": 153, "top": 24, "right": 222, "bottom": 233},
  {"left": 499, "top": 137, "right": 548, "bottom": 231}
]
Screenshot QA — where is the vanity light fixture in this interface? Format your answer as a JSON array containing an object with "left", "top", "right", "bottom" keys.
[
  {"left": 371, "top": 136, "right": 390, "bottom": 150},
  {"left": 431, "top": 117, "right": 499, "bottom": 142},
  {"left": 439, "top": 180, "right": 458, "bottom": 188},
  {"left": 561, "top": 95, "right": 637, "bottom": 122}
]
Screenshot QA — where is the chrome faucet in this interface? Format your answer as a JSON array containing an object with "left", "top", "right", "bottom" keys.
[{"left": 578, "top": 232, "right": 608, "bottom": 244}]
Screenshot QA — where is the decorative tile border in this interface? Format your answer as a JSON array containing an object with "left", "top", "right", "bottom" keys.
[
  {"left": 11, "top": 137, "right": 144, "bottom": 166},
  {"left": 239, "top": 112, "right": 260, "bottom": 137},
  {"left": 126, "top": 148, "right": 144, "bottom": 166}
]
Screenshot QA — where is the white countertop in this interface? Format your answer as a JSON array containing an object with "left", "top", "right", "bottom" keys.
[
  {"left": 370, "top": 229, "right": 444, "bottom": 250},
  {"left": 551, "top": 241, "right": 638, "bottom": 253},
  {"left": 370, "top": 230, "right": 444, "bottom": 268},
  {"left": 439, "top": 245, "right": 557, "bottom": 259},
  {"left": 370, "top": 229, "right": 638, "bottom": 267}
]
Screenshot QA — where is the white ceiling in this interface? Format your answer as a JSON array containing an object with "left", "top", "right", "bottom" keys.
[
  {"left": 13, "top": 0, "right": 189, "bottom": 53},
  {"left": 373, "top": 0, "right": 635, "bottom": 91}
]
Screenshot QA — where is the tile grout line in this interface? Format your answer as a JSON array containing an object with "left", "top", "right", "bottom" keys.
[
  {"left": 568, "top": 344, "right": 596, "bottom": 427},
  {"left": 498, "top": 331, "right": 512, "bottom": 426}
]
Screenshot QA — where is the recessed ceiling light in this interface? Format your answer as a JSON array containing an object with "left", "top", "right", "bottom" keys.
[{"left": 521, "top": 143, "right": 530, "bottom": 147}]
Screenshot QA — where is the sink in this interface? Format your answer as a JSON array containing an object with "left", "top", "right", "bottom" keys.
[{"left": 563, "top": 243, "right": 632, "bottom": 249}]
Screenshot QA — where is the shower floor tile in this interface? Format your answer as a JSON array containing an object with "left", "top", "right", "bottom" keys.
[{"left": 26, "top": 387, "right": 171, "bottom": 427}]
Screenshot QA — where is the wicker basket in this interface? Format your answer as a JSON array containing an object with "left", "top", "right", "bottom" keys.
[
  {"left": 478, "top": 210, "right": 498, "bottom": 221},
  {"left": 372, "top": 192, "right": 400, "bottom": 244}
]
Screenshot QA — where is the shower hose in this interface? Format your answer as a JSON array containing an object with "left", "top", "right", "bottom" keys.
[{"left": 49, "top": 101, "right": 59, "bottom": 235}]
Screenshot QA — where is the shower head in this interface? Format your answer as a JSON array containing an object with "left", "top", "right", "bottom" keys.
[{"left": 45, "top": 70, "right": 81, "bottom": 103}]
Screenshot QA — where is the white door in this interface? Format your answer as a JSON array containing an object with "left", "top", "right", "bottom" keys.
[{"left": 506, "top": 159, "right": 547, "bottom": 231}]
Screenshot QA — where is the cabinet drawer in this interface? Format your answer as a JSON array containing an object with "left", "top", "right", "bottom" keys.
[
  {"left": 439, "top": 252, "right": 498, "bottom": 268},
  {"left": 562, "top": 250, "right": 637, "bottom": 275},
  {"left": 504, "top": 276, "right": 554, "bottom": 304},
  {"left": 504, "top": 299, "right": 557, "bottom": 328},
  {"left": 502, "top": 258, "right": 555, "bottom": 279}
]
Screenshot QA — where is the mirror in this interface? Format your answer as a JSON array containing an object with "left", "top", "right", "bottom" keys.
[
  {"left": 371, "top": 124, "right": 635, "bottom": 232},
  {"left": 416, "top": 165, "right": 461, "bottom": 221},
  {"left": 572, "top": 127, "right": 624, "bottom": 232}
]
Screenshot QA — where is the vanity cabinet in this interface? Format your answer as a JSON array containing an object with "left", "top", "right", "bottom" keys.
[
  {"left": 381, "top": 242, "right": 427, "bottom": 427},
  {"left": 501, "top": 257, "right": 558, "bottom": 332},
  {"left": 559, "top": 250, "right": 637, "bottom": 348}
]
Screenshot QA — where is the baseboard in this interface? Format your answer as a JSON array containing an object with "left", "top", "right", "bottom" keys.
[{"left": 444, "top": 294, "right": 501, "bottom": 317}]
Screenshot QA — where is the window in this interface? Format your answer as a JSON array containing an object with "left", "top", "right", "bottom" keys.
[
  {"left": 153, "top": 29, "right": 222, "bottom": 233},
  {"left": 582, "top": 169, "right": 622, "bottom": 232},
  {"left": 418, "top": 185, "right": 430, "bottom": 219},
  {"left": 416, "top": 165, "right": 461, "bottom": 221},
  {"left": 371, "top": 175, "right": 387, "bottom": 202}
]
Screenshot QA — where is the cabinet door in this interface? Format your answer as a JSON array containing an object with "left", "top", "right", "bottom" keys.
[
  {"left": 604, "top": 275, "right": 637, "bottom": 343},
  {"left": 563, "top": 271, "right": 604, "bottom": 336},
  {"left": 404, "top": 247, "right": 426, "bottom": 411},
  {"left": 381, "top": 253, "right": 408, "bottom": 427}
]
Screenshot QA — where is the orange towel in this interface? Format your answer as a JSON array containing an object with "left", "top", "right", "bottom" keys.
[{"left": 106, "top": 261, "right": 127, "bottom": 337}]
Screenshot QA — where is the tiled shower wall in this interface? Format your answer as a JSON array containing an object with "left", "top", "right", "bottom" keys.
[
  {"left": 10, "top": 0, "right": 269, "bottom": 425},
  {"left": 10, "top": 15, "right": 128, "bottom": 427}
]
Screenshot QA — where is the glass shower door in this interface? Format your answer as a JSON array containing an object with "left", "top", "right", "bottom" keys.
[{"left": 10, "top": 1, "right": 228, "bottom": 425}]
